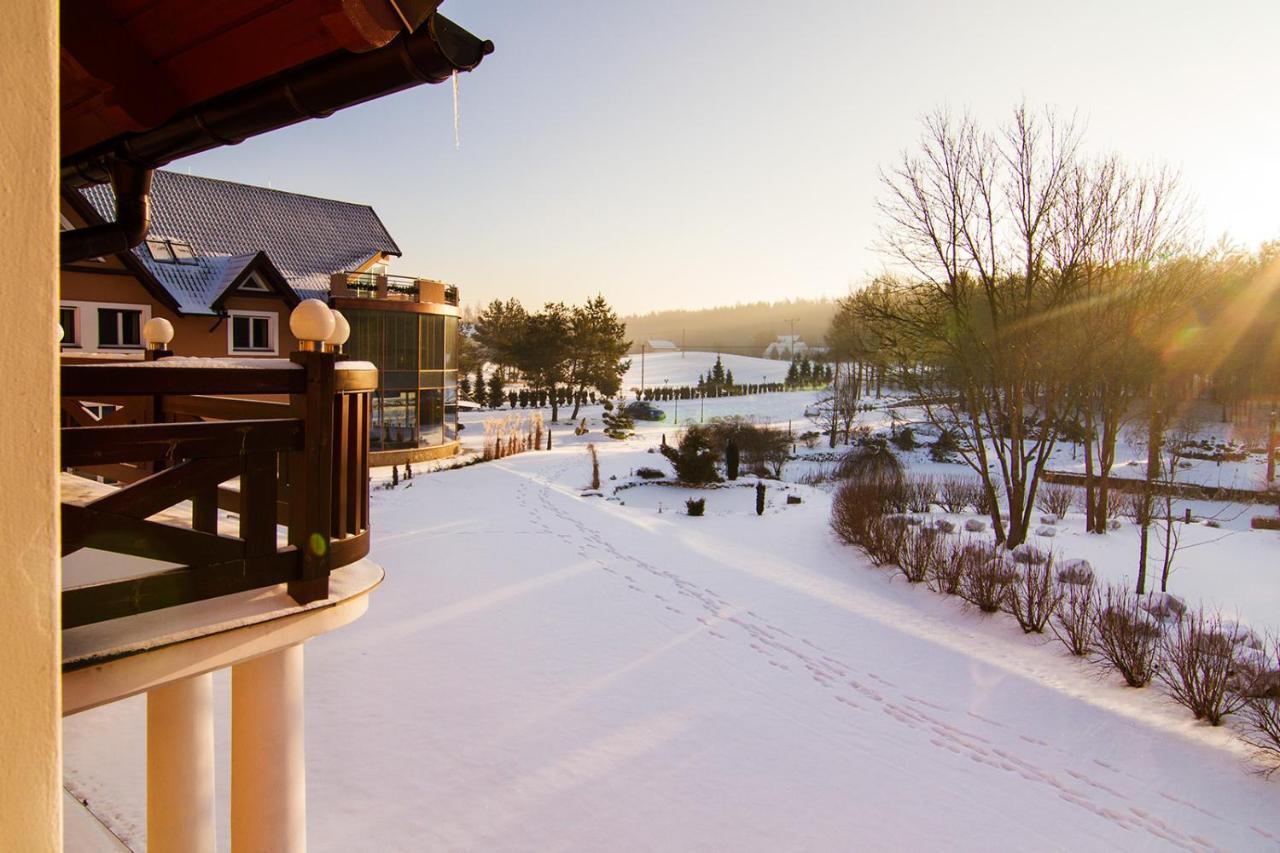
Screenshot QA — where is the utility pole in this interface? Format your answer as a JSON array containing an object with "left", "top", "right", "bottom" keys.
[
  {"left": 681, "top": 328, "right": 685, "bottom": 359},
  {"left": 785, "top": 317, "right": 800, "bottom": 357},
  {"left": 640, "top": 342, "right": 646, "bottom": 398}
]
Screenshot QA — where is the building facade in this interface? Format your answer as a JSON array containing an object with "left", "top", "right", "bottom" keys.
[{"left": 64, "top": 170, "right": 462, "bottom": 462}]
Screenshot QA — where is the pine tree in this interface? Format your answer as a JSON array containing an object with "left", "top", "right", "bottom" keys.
[
  {"left": 725, "top": 368, "right": 734, "bottom": 388},
  {"left": 601, "top": 399, "right": 634, "bottom": 439},
  {"left": 799, "top": 356, "right": 812, "bottom": 384},
  {"left": 487, "top": 371, "right": 505, "bottom": 409},
  {"left": 473, "top": 366, "right": 485, "bottom": 403},
  {"left": 786, "top": 358, "right": 799, "bottom": 388},
  {"left": 459, "top": 372, "right": 472, "bottom": 401},
  {"left": 711, "top": 355, "right": 726, "bottom": 389}
]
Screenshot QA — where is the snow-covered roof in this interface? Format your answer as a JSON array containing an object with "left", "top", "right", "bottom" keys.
[{"left": 78, "top": 169, "right": 401, "bottom": 311}]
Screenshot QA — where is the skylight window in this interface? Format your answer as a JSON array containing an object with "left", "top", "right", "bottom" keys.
[{"left": 146, "top": 238, "right": 198, "bottom": 264}]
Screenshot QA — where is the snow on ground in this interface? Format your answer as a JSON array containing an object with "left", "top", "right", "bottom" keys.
[
  {"left": 63, "top": 375, "right": 1280, "bottom": 852},
  {"left": 620, "top": 351, "right": 792, "bottom": 391}
]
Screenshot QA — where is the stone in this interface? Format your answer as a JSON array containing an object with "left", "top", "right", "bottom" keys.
[
  {"left": 964, "top": 518, "right": 987, "bottom": 533},
  {"left": 1057, "top": 559, "right": 1094, "bottom": 585}
]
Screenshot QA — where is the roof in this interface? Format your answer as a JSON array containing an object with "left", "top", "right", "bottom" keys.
[
  {"left": 647, "top": 339, "right": 678, "bottom": 349},
  {"left": 79, "top": 170, "right": 401, "bottom": 311}
]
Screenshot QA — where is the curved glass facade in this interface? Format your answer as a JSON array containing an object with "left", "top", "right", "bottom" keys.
[{"left": 343, "top": 310, "right": 458, "bottom": 451}]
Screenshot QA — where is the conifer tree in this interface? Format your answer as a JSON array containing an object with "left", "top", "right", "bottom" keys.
[{"left": 487, "top": 371, "right": 505, "bottom": 409}]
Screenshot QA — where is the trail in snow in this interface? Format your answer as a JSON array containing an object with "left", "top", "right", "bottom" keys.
[{"left": 510, "top": 458, "right": 1238, "bottom": 852}]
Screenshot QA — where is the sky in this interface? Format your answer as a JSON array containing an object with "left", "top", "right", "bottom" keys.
[{"left": 177, "top": 0, "right": 1280, "bottom": 315}]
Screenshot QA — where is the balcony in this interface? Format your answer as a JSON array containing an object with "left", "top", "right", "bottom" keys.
[
  {"left": 59, "top": 311, "right": 382, "bottom": 852},
  {"left": 330, "top": 271, "right": 460, "bottom": 306},
  {"left": 60, "top": 351, "right": 377, "bottom": 629}
]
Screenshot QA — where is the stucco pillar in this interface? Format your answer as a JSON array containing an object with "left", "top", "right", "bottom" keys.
[
  {"left": 147, "top": 672, "right": 216, "bottom": 853},
  {"left": 231, "top": 644, "right": 306, "bottom": 853}
]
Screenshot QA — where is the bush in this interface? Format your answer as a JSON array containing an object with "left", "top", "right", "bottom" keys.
[
  {"left": 905, "top": 475, "right": 937, "bottom": 513},
  {"left": 891, "top": 426, "right": 917, "bottom": 451},
  {"left": 898, "top": 526, "right": 944, "bottom": 583},
  {"left": 705, "top": 417, "right": 790, "bottom": 478},
  {"left": 835, "top": 444, "right": 903, "bottom": 483},
  {"left": 1035, "top": 483, "right": 1076, "bottom": 518},
  {"left": 1093, "top": 585, "right": 1163, "bottom": 687},
  {"left": 930, "top": 429, "right": 960, "bottom": 462},
  {"left": 1006, "top": 557, "right": 1062, "bottom": 633},
  {"left": 587, "top": 443, "right": 600, "bottom": 490},
  {"left": 927, "top": 540, "right": 969, "bottom": 595},
  {"left": 959, "top": 545, "right": 1017, "bottom": 613},
  {"left": 829, "top": 467, "right": 906, "bottom": 547},
  {"left": 685, "top": 497, "right": 706, "bottom": 517},
  {"left": 864, "top": 515, "right": 909, "bottom": 567},
  {"left": 660, "top": 425, "right": 721, "bottom": 484},
  {"left": 635, "top": 467, "right": 664, "bottom": 480},
  {"left": 972, "top": 483, "right": 994, "bottom": 516},
  {"left": 1239, "top": 635, "right": 1280, "bottom": 772},
  {"left": 938, "top": 476, "right": 978, "bottom": 513},
  {"left": 1157, "top": 609, "right": 1244, "bottom": 725},
  {"left": 1051, "top": 577, "right": 1097, "bottom": 656}
]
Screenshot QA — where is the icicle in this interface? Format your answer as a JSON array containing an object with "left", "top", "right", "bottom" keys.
[{"left": 451, "top": 69, "right": 461, "bottom": 150}]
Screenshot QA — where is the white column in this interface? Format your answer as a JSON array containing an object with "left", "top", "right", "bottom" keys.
[
  {"left": 231, "top": 643, "right": 306, "bottom": 853},
  {"left": 147, "top": 672, "right": 216, "bottom": 853}
]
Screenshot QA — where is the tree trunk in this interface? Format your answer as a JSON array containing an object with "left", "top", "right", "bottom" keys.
[
  {"left": 549, "top": 383, "right": 559, "bottom": 422},
  {"left": 1083, "top": 404, "right": 1097, "bottom": 532},
  {"left": 570, "top": 383, "right": 585, "bottom": 420}
]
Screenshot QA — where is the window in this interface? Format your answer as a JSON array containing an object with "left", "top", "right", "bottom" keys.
[
  {"left": 145, "top": 238, "right": 173, "bottom": 262},
  {"left": 229, "top": 311, "right": 277, "bottom": 354},
  {"left": 239, "top": 273, "right": 270, "bottom": 292},
  {"left": 146, "top": 238, "right": 198, "bottom": 264},
  {"left": 97, "top": 308, "right": 142, "bottom": 348},
  {"left": 59, "top": 306, "right": 79, "bottom": 346},
  {"left": 170, "top": 240, "right": 198, "bottom": 264}
]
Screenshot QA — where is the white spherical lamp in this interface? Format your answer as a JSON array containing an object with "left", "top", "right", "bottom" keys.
[
  {"left": 143, "top": 317, "right": 175, "bottom": 350},
  {"left": 289, "top": 299, "right": 335, "bottom": 350},
  {"left": 326, "top": 309, "right": 351, "bottom": 350}
]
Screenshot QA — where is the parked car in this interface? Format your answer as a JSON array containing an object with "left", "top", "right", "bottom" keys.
[{"left": 624, "top": 401, "right": 666, "bottom": 421}]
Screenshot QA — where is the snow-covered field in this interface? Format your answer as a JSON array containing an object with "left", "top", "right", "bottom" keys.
[
  {"left": 64, "top": 353, "right": 1280, "bottom": 851},
  {"left": 620, "top": 350, "right": 793, "bottom": 390}
]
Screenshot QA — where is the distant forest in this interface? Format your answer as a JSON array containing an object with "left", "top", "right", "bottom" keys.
[{"left": 620, "top": 298, "right": 837, "bottom": 356}]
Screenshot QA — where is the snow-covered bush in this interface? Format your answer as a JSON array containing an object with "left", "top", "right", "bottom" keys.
[
  {"left": 1006, "top": 557, "right": 1062, "bottom": 633},
  {"left": 1157, "top": 609, "right": 1244, "bottom": 725},
  {"left": 1140, "top": 592, "right": 1187, "bottom": 623},
  {"left": 1093, "top": 585, "right": 1163, "bottom": 687},
  {"left": 1052, "top": 578, "right": 1097, "bottom": 656},
  {"left": 1010, "top": 544, "right": 1048, "bottom": 565},
  {"left": 1035, "top": 483, "right": 1076, "bottom": 519},
  {"left": 959, "top": 545, "right": 1017, "bottom": 613},
  {"left": 634, "top": 467, "right": 664, "bottom": 480},
  {"left": 1056, "top": 559, "right": 1094, "bottom": 586}
]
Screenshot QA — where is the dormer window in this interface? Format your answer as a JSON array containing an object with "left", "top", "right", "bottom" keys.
[{"left": 146, "top": 238, "right": 198, "bottom": 265}]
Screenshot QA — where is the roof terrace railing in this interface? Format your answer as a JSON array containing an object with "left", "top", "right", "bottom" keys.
[
  {"left": 331, "top": 272, "right": 458, "bottom": 307},
  {"left": 60, "top": 350, "right": 377, "bottom": 629}
]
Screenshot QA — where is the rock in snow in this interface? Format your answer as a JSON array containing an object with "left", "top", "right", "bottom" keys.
[{"left": 964, "top": 518, "right": 987, "bottom": 533}]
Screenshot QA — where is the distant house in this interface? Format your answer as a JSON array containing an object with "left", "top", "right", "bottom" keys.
[
  {"left": 646, "top": 339, "right": 678, "bottom": 351},
  {"left": 764, "top": 334, "right": 806, "bottom": 359},
  {"left": 62, "top": 169, "right": 462, "bottom": 462}
]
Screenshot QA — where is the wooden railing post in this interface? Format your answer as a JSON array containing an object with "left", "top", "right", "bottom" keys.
[{"left": 288, "top": 350, "right": 336, "bottom": 604}]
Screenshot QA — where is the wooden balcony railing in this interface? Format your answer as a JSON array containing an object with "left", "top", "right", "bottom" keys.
[{"left": 60, "top": 352, "right": 377, "bottom": 629}]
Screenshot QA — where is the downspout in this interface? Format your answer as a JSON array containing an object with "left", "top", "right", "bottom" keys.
[{"left": 60, "top": 160, "right": 152, "bottom": 264}]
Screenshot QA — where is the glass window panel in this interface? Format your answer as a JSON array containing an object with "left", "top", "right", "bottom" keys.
[
  {"left": 420, "top": 315, "right": 444, "bottom": 370},
  {"left": 387, "top": 313, "right": 418, "bottom": 371},
  {"left": 232, "top": 317, "right": 250, "bottom": 349},
  {"left": 98, "top": 309, "right": 117, "bottom": 346},
  {"left": 419, "top": 389, "right": 444, "bottom": 446},
  {"left": 443, "top": 317, "right": 457, "bottom": 369}
]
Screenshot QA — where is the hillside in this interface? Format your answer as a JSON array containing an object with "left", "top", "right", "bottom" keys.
[{"left": 622, "top": 298, "right": 837, "bottom": 356}]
